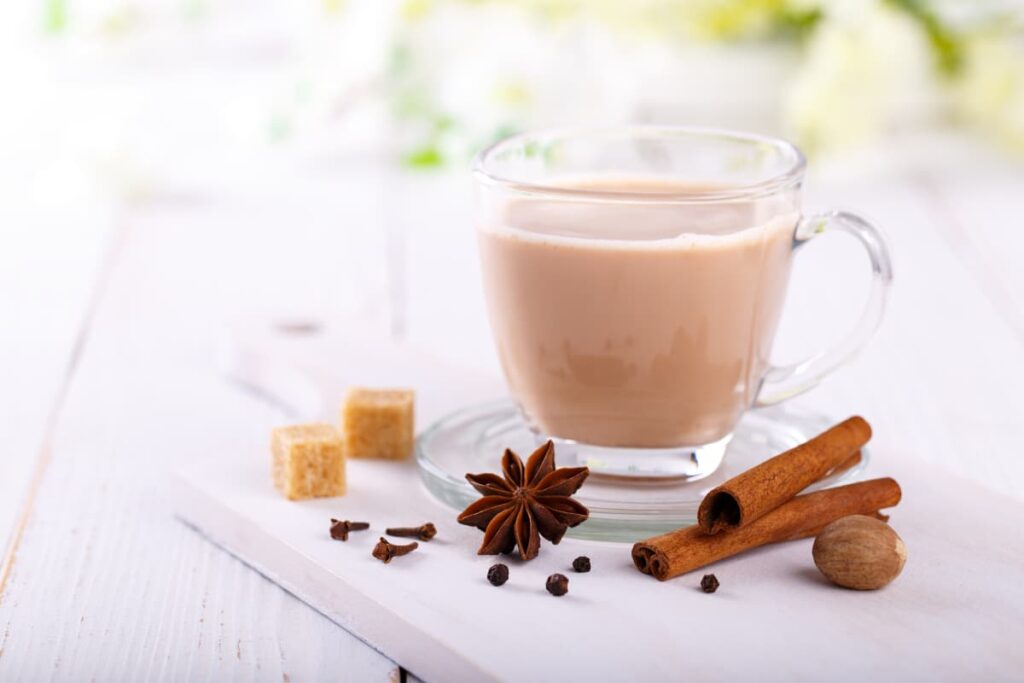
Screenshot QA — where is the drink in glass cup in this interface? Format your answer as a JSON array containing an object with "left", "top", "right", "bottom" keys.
[{"left": 474, "top": 127, "right": 891, "bottom": 478}]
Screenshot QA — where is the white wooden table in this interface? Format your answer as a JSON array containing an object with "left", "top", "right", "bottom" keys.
[{"left": 2, "top": 151, "right": 1023, "bottom": 680}]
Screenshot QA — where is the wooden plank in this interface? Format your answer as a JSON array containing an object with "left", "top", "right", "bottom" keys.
[
  {"left": 172, "top": 384, "right": 1024, "bottom": 681},
  {"left": 0, "top": 194, "right": 399, "bottom": 680},
  {"left": 919, "top": 173, "right": 1024, "bottom": 344},
  {"left": 0, "top": 201, "right": 118, "bottom": 574},
  {"left": 400, "top": 171, "right": 501, "bottom": 376}
]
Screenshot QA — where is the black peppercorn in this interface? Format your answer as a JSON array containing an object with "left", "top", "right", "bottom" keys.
[
  {"left": 487, "top": 563, "right": 509, "bottom": 586},
  {"left": 700, "top": 574, "right": 720, "bottom": 593},
  {"left": 546, "top": 573, "right": 569, "bottom": 596},
  {"left": 572, "top": 556, "right": 591, "bottom": 573}
]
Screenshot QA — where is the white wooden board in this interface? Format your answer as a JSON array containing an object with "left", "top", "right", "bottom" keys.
[{"left": 174, "top": 341, "right": 1024, "bottom": 682}]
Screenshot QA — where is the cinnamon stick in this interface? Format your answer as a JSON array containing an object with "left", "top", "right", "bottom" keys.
[
  {"left": 698, "top": 416, "right": 872, "bottom": 534},
  {"left": 826, "top": 450, "right": 863, "bottom": 479},
  {"left": 633, "top": 477, "right": 901, "bottom": 581}
]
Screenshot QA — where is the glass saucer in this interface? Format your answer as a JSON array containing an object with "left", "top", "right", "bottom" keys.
[{"left": 416, "top": 400, "right": 868, "bottom": 542}]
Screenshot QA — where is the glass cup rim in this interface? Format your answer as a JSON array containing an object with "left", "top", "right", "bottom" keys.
[{"left": 473, "top": 124, "right": 807, "bottom": 204}]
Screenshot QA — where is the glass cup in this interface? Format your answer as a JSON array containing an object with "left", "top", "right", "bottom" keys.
[{"left": 473, "top": 126, "right": 892, "bottom": 479}]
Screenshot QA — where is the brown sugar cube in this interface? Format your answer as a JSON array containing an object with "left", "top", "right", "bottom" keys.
[
  {"left": 271, "top": 423, "right": 346, "bottom": 500},
  {"left": 341, "top": 388, "right": 415, "bottom": 459}
]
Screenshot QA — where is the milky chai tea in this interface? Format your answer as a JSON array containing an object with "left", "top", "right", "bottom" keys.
[{"left": 479, "top": 178, "right": 797, "bottom": 448}]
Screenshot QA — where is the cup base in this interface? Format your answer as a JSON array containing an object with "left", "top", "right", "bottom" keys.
[{"left": 548, "top": 433, "right": 731, "bottom": 481}]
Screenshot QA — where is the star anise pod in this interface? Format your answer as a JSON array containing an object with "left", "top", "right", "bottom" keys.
[{"left": 457, "top": 441, "right": 589, "bottom": 561}]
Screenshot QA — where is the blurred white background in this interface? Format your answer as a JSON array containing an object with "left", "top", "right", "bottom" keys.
[
  {"left": 2, "top": 0, "right": 1022, "bottom": 356},
  {"left": 2, "top": 0, "right": 1022, "bottom": 209}
]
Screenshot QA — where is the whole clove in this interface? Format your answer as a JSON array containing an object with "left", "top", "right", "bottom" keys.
[
  {"left": 330, "top": 519, "right": 370, "bottom": 541},
  {"left": 546, "top": 573, "right": 569, "bottom": 597},
  {"left": 372, "top": 537, "right": 419, "bottom": 564},
  {"left": 385, "top": 523, "right": 437, "bottom": 541}
]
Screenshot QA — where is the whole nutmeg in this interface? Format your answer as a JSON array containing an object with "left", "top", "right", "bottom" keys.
[{"left": 812, "top": 515, "right": 906, "bottom": 590}]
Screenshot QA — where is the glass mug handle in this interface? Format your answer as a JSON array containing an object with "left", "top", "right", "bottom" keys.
[{"left": 755, "top": 210, "right": 894, "bottom": 407}]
